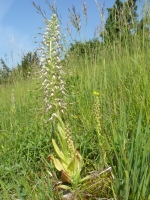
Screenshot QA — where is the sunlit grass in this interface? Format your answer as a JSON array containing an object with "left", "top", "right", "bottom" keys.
[{"left": 1, "top": 1, "right": 150, "bottom": 199}]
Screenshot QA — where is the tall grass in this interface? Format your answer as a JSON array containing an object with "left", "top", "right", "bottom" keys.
[{"left": 0, "top": 1, "right": 150, "bottom": 199}]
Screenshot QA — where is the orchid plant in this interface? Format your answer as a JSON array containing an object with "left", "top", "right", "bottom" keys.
[{"left": 48, "top": 115, "right": 85, "bottom": 189}]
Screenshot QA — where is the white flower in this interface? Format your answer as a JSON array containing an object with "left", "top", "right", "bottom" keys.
[
  {"left": 41, "top": 56, "right": 46, "bottom": 61},
  {"left": 52, "top": 74, "right": 56, "bottom": 79}
]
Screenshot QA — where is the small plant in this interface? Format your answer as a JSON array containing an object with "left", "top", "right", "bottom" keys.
[
  {"left": 93, "top": 91, "right": 106, "bottom": 166},
  {"left": 48, "top": 115, "right": 86, "bottom": 190}
]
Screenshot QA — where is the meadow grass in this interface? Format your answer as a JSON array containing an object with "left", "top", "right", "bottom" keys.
[{"left": 1, "top": 4, "right": 150, "bottom": 200}]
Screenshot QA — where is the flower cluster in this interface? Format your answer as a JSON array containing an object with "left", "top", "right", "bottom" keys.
[
  {"left": 94, "top": 92, "right": 107, "bottom": 166},
  {"left": 65, "top": 123, "right": 75, "bottom": 159},
  {"left": 40, "top": 14, "right": 66, "bottom": 121},
  {"left": 94, "top": 94, "right": 101, "bottom": 140}
]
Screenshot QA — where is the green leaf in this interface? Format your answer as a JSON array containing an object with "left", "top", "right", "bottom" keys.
[
  {"left": 57, "top": 124, "right": 69, "bottom": 158},
  {"left": 124, "top": 170, "right": 129, "bottom": 200},
  {"left": 57, "top": 184, "right": 71, "bottom": 190},
  {"left": 67, "top": 158, "right": 75, "bottom": 175},
  {"left": 50, "top": 155, "right": 64, "bottom": 171},
  {"left": 52, "top": 139, "right": 66, "bottom": 163}
]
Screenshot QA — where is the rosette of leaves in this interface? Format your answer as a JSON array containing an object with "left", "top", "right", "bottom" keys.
[{"left": 48, "top": 115, "right": 89, "bottom": 190}]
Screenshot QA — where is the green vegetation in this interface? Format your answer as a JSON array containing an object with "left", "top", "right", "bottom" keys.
[
  {"left": 0, "top": 0, "right": 150, "bottom": 199},
  {"left": 101, "top": 0, "right": 138, "bottom": 43}
]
